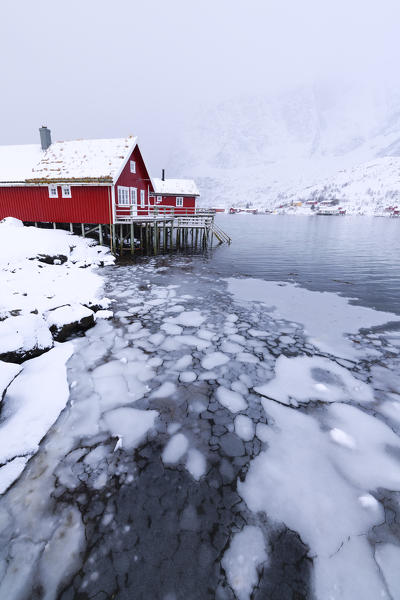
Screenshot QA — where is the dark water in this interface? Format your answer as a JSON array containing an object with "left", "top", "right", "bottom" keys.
[{"left": 210, "top": 215, "right": 400, "bottom": 314}]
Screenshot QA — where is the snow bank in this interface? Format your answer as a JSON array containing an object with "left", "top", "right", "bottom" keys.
[
  {"left": 0, "top": 219, "right": 113, "bottom": 360},
  {"left": 0, "top": 344, "right": 73, "bottom": 493}
]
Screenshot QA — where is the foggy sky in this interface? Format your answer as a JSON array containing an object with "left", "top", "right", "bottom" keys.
[{"left": 1, "top": 0, "right": 399, "bottom": 174}]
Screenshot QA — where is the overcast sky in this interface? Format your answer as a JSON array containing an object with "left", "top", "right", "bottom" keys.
[{"left": 1, "top": 0, "right": 399, "bottom": 172}]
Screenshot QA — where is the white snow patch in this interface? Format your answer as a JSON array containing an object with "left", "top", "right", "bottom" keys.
[
  {"left": 102, "top": 407, "right": 158, "bottom": 450},
  {"left": 162, "top": 433, "right": 189, "bottom": 464},
  {"left": 254, "top": 355, "right": 374, "bottom": 406},
  {"left": 222, "top": 526, "right": 268, "bottom": 600},
  {"left": 216, "top": 386, "right": 248, "bottom": 413},
  {"left": 186, "top": 448, "right": 206, "bottom": 480},
  {"left": 234, "top": 415, "right": 255, "bottom": 441},
  {"left": 201, "top": 352, "right": 230, "bottom": 370}
]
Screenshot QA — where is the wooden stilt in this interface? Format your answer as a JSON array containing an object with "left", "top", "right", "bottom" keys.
[
  {"left": 69, "top": 223, "right": 73, "bottom": 233},
  {"left": 130, "top": 223, "right": 134, "bottom": 254},
  {"left": 81, "top": 223, "right": 85, "bottom": 237},
  {"left": 112, "top": 225, "right": 116, "bottom": 253},
  {"left": 53, "top": 222, "right": 56, "bottom": 230},
  {"left": 99, "top": 224, "right": 103, "bottom": 245},
  {"left": 119, "top": 224, "right": 123, "bottom": 254}
]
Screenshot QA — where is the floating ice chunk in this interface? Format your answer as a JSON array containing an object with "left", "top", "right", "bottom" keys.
[
  {"left": 167, "top": 422, "right": 181, "bottom": 435},
  {"left": 222, "top": 526, "right": 268, "bottom": 600},
  {"left": 254, "top": 355, "right": 374, "bottom": 406},
  {"left": 166, "top": 304, "right": 186, "bottom": 313},
  {"left": 330, "top": 428, "right": 356, "bottom": 449},
  {"left": 175, "top": 354, "right": 193, "bottom": 370},
  {"left": 216, "top": 386, "right": 247, "bottom": 413},
  {"left": 173, "top": 335, "right": 211, "bottom": 351},
  {"left": 151, "top": 381, "right": 177, "bottom": 399},
  {"left": 201, "top": 352, "right": 229, "bottom": 370},
  {"left": 236, "top": 352, "right": 259, "bottom": 364},
  {"left": 234, "top": 415, "right": 255, "bottom": 441},
  {"left": 199, "top": 371, "right": 218, "bottom": 381},
  {"left": 375, "top": 543, "right": 400, "bottom": 599},
  {"left": 102, "top": 407, "right": 158, "bottom": 450},
  {"left": 148, "top": 332, "right": 165, "bottom": 347},
  {"left": 186, "top": 448, "right": 206, "bottom": 480},
  {"left": 220, "top": 341, "right": 243, "bottom": 354},
  {"left": 148, "top": 357, "right": 163, "bottom": 368},
  {"left": 161, "top": 323, "right": 183, "bottom": 336},
  {"left": 231, "top": 380, "right": 248, "bottom": 395},
  {"left": 171, "top": 310, "right": 206, "bottom": 327},
  {"left": 162, "top": 433, "right": 189, "bottom": 464},
  {"left": 226, "top": 314, "right": 239, "bottom": 323},
  {"left": 179, "top": 371, "right": 197, "bottom": 383},
  {"left": 358, "top": 494, "right": 380, "bottom": 510},
  {"left": 248, "top": 329, "right": 269, "bottom": 338},
  {"left": 197, "top": 328, "right": 217, "bottom": 341}
]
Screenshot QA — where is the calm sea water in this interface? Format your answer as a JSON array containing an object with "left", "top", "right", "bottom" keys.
[{"left": 209, "top": 215, "right": 400, "bottom": 314}]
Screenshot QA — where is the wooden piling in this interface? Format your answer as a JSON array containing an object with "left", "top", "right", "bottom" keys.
[
  {"left": 130, "top": 223, "right": 134, "bottom": 255},
  {"left": 99, "top": 224, "right": 103, "bottom": 245}
]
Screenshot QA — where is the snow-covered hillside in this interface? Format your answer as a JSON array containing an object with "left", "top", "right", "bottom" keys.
[{"left": 168, "top": 84, "right": 400, "bottom": 213}]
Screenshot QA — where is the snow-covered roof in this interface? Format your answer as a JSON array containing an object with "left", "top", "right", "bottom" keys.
[
  {"left": 0, "top": 136, "right": 137, "bottom": 184},
  {"left": 152, "top": 178, "right": 200, "bottom": 196},
  {"left": 0, "top": 144, "right": 43, "bottom": 183}
]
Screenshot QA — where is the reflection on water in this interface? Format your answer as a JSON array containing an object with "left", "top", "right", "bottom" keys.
[{"left": 210, "top": 215, "right": 400, "bottom": 313}]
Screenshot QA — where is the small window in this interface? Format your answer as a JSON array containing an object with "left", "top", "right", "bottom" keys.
[
  {"left": 176, "top": 196, "right": 184, "bottom": 207},
  {"left": 118, "top": 186, "right": 130, "bottom": 205},
  {"left": 156, "top": 195, "right": 162, "bottom": 204},
  {"left": 130, "top": 187, "right": 137, "bottom": 204},
  {"left": 62, "top": 185, "right": 71, "bottom": 199},
  {"left": 48, "top": 184, "right": 58, "bottom": 198},
  {"left": 140, "top": 189, "right": 145, "bottom": 208},
  {"left": 130, "top": 160, "right": 136, "bottom": 174}
]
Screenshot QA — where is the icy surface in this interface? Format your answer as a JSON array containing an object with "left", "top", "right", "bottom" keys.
[
  {"left": 1, "top": 259, "right": 400, "bottom": 599},
  {"left": 254, "top": 355, "right": 374, "bottom": 406},
  {"left": 227, "top": 277, "right": 399, "bottom": 358},
  {"left": 222, "top": 526, "right": 268, "bottom": 600}
]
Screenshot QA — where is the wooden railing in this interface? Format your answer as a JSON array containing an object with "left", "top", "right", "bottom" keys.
[{"left": 115, "top": 204, "right": 215, "bottom": 222}]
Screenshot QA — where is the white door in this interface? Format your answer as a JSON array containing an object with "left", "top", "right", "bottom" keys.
[{"left": 130, "top": 187, "right": 137, "bottom": 216}]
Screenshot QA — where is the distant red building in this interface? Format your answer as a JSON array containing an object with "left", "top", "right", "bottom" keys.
[{"left": 0, "top": 127, "right": 199, "bottom": 224}]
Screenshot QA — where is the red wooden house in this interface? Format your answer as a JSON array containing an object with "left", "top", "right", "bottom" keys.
[
  {"left": 0, "top": 127, "right": 158, "bottom": 225},
  {"left": 149, "top": 173, "right": 199, "bottom": 216}
]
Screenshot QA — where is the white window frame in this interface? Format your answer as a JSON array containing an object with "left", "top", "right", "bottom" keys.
[
  {"left": 156, "top": 195, "right": 162, "bottom": 204},
  {"left": 48, "top": 184, "right": 58, "bottom": 199},
  {"left": 130, "top": 160, "right": 136, "bottom": 174},
  {"left": 130, "top": 187, "right": 137, "bottom": 205},
  {"left": 118, "top": 186, "right": 130, "bottom": 206},
  {"left": 61, "top": 184, "right": 71, "bottom": 199},
  {"left": 176, "top": 196, "right": 184, "bottom": 207},
  {"left": 140, "top": 189, "right": 145, "bottom": 208}
]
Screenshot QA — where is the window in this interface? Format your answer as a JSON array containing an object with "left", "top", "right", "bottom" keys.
[
  {"left": 130, "top": 187, "right": 137, "bottom": 204},
  {"left": 62, "top": 185, "right": 71, "bottom": 199},
  {"left": 156, "top": 195, "right": 162, "bottom": 204},
  {"left": 118, "top": 186, "right": 130, "bottom": 205},
  {"left": 140, "top": 189, "right": 145, "bottom": 208},
  {"left": 176, "top": 196, "right": 184, "bottom": 207},
  {"left": 48, "top": 184, "right": 58, "bottom": 199},
  {"left": 130, "top": 160, "right": 136, "bottom": 174}
]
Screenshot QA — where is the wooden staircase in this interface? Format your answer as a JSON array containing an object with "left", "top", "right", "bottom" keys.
[{"left": 211, "top": 222, "right": 231, "bottom": 244}]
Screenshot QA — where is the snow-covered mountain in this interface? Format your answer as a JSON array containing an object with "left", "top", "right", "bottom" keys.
[{"left": 168, "top": 84, "right": 400, "bottom": 213}]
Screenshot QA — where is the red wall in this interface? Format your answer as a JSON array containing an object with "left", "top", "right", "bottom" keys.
[
  {"left": 149, "top": 195, "right": 196, "bottom": 215},
  {"left": 115, "top": 145, "right": 154, "bottom": 219},
  {"left": 0, "top": 185, "right": 111, "bottom": 224}
]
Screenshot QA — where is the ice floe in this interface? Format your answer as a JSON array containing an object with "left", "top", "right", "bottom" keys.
[{"left": 222, "top": 526, "right": 268, "bottom": 600}]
